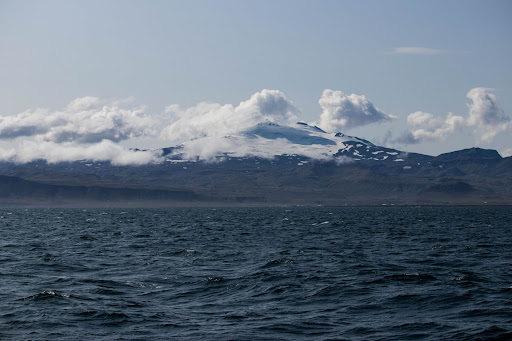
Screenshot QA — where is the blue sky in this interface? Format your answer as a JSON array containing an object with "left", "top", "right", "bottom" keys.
[{"left": 0, "top": 0, "right": 511, "bottom": 160}]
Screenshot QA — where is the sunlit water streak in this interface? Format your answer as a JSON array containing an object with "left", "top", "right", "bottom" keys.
[{"left": 1, "top": 207, "right": 511, "bottom": 340}]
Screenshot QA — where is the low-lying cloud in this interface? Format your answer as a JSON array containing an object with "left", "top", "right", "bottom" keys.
[
  {"left": 1, "top": 87, "right": 507, "bottom": 164},
  {"left": 0, "top": 139, "right": 162, "bottom": 165},
  {"left": 175, "top": 134, "right": 345, "bottom": 163},
  {"left": 316, "top": 89, "right": 395, "bottom": 132},
  {"left": 0, "top": 97, "right": 159, "bottom": 165}
]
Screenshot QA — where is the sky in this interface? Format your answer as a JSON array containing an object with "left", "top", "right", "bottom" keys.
[{"left": 0, "top": 0, "right": 511, "bottom": 164}]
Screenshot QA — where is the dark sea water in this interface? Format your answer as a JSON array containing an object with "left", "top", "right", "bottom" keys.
[{"left": 1, "top": 207, "right": 511, "bottom": 340}]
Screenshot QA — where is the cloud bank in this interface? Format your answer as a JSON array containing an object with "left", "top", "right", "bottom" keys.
[
  {"left": 0, "top": 97, "right": 160, "bottom": 165},
  {"left": 0, "top": 97, "right": 154, "bottom": 143},
  {"left": 0, "top": 139, "right": 161, "bottom": 165},
  {"left": 1, "top": 87, "right": 507, "bottom": 164},
  {"left": 316, "top": 89, "right": 395, "bottom": 132}
]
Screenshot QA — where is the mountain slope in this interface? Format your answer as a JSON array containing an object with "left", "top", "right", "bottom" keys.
[
  {"left": 166, "top": 121, "right": 412, "bottom": 162},
  {"left": 0, "top": 175, "right": 204, "bottom": 206},
  {"left": 0, "top": 122, "right": 510, "bottom": 206}
]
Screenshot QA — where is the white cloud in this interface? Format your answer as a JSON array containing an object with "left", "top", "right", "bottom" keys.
[
  {"left": 466, "top": 87, "right": 510, "bottom": 141},
  {"left": 160, "top": 89, "right": 299, "bottom": 142},
  {"left": 316, "top": 89, "right": 394, "bottom": 132},
  {"left": 407, "top": 111, "right": 439, "bottom": 128},
  {"left": 399, "top": 88, "right": 509, "bottom": 144},
  {"left": 2, "top": 88, "right": 507, "bottom": 164},
  {"left": 392, "top": 47, "right": 445, "bottom": 55},
  {"left": 0, "top": 97, "right": 155, "bottom": 143},
  {"left": 0, "top": 139, "right": 162, "bottom": 165},
  {"left": 0, "top": 97, "right": 160, "bottom": 165},
  {"left": 66, "top": 96, "right": 101, "bottom": 111},
  {"left": 161, "top": 89, "right": 396, "bottom": 161},
  {"left": 400, "top": 111, "right": 465, "bottom": 144}
]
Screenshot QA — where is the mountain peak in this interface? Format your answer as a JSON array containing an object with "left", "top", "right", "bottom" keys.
[
  {"left": 161, "top": 121, "right": 410, "bottom": 162},
  {"left": 296, "top": 122, "right": 327, "bottom": 133},
  {"left": 436, "top": 147, "right": 502, "bottom": 160},
  {"left": 242, "top": 121, "right": 337, "bottom": 146}
]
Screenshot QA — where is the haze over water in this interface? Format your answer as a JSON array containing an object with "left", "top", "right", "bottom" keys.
[{"left": 1, "top": 206, "right": 511, "bottom": 340}]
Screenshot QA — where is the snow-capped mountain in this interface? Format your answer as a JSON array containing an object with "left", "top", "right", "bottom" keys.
[
  {"left": 1, "top": 120, "right": 510, "bottom": 206},
  {"left": 163, "top": 121, "right": 409, "bottom": 162}
]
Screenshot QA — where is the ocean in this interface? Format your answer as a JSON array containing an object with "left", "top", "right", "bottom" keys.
[{"left": 1, "top": 206, "right": 511, "bottom": 340}]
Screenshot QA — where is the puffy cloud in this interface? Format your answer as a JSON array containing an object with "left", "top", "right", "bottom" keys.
[
  {"left": 398, "top": 111, "right": 465, "bottom": 144},
  {"left": 0, "top": 97, "right": 155, "bottom": 143},
  {"left": 0, "top": 97, "right": 159, "bottom": 165},
  {"left": 316, "top": 89, "right": 394, "bottom": 132},
  {"left": 466, "top": 87, "right": 510, "bottom": 141},
  {"left": 0, "top": 139, "right": 161, "bottom": 165},
  {"left": 3, "top": 88, "right": 507, "bottom": 164},
  {"left": 407, "top": 111, "right": 439, "bottom": 128},
  {"left": 1, "top": 91, "right": 304, "bottom": 165},
  {"left": 399, "top": 88, "right": 509, "bottom": 144},
  {"left": 160, "top": 89, "right": 299, "bottom": 142}
]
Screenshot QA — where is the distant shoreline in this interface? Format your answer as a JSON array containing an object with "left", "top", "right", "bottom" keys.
[{"left": 1, "top": 201, "right": 511, "bottom": 209}]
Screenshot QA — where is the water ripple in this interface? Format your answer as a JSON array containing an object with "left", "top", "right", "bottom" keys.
[{"left": 0, "top": 206, "right": 511, "bottom": 340}]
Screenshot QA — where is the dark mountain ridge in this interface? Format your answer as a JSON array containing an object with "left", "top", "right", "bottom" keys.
[{"left": 0, "top": 123, "right": 510, "bottom": 206}]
